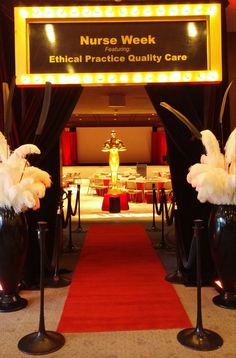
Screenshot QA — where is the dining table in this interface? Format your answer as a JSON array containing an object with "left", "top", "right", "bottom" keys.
[
  {"left": 90, "top": 173, "right": 172, "bottom": 205},
  {"left": 124, "top": 177, "right": 172, "bottom": 203}
]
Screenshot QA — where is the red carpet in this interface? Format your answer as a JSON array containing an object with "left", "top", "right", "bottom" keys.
[{"left": 57, "top": 224, "right": 192, "bottom": 333}]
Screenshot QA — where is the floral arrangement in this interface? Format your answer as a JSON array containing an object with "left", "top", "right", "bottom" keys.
[
  {"left": 0, "top": 131, "right": 51, "bottom": 213},
  {"left": 186, "top": 128, "right": 236, "bottom": 205}
]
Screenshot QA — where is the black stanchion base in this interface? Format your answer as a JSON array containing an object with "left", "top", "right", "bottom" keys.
[
  {"left": 177, "top": 328, "right": 223, "bottom": 351},
  {"left": 63, "top": 245, "right": 80, "bottom": 254},
  {"left": 154, "top": 241, "right": 173, "bottom": 251},
  {"left": 19, "top": 283, "right": 40, "bottom": 291},
  {"left": 213, "top": 292, "right": 236, "bottom": 310},
  {"left": 72, "top": 227, "right": 87, "bottom": 233},
  {"left": 165, "top": 269, "right": 186, "bottom": 285},
  {"left": 147, "top": 225, "right": 160, "bottom": 232},
  {"left": 18, "top": 330, "right": 65, "bottom": 355},
  {"left": 59, "top": 268, "right": 73, "bottom": 275},
  {"left": 0, "top": 294, "right": 27, "bottom": 312},
  {"left": 46, "top": 276, "right": 71, "bottom": 288}
]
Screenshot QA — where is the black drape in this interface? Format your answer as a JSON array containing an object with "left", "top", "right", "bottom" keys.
[
  {"left": 146, "top": 84, "right": 218, "bottom": 284},
  {"left": 0, "top": 3, "right": 83, "bottom": 286},
  {"left": 20, "top": 86, "right": 83, "bottom": 286},
  {"left": 145, "top": 0, "right": 230, "bottom": 285}
]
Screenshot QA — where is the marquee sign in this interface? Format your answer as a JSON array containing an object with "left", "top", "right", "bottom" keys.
[{"left": 14, "top": 3, "right": 222, "bottom": 86}]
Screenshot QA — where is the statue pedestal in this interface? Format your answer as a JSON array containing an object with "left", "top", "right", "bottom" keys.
[
  {"left": 109, "top": 197, "right": 120, "bottom": 213},
  {"left": 102, "top": 193, "right": 129, "bottom": 212}
]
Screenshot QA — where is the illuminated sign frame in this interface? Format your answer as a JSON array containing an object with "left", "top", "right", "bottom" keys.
[{"left": 14, "top": 3, "right": 222, "bottom": 86}]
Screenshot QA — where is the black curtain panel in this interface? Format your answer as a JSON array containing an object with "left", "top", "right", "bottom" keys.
[
  {"left": 146, "top": 83, "right": 218, "bottom": 285},
  {"left": 20, "top": 86, "right": 83, "bottom": 287},
  {"left": 145, "top": 0, "right": 231, "bottom": 286},
  {"left": 0, "top": 3, "right": 83, "bottom": 286}
]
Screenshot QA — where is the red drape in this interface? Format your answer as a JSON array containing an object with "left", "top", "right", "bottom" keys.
[
  {"left": 151, "top": 128, "right": 167, "bottom": 164},
  {"left": 61, "top": 130, "right": 78, "bottom": 165}
]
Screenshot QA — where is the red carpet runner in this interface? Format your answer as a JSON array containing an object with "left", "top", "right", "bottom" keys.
[{"left": 57, "top": 224, "right": 192, "bottom": 333}]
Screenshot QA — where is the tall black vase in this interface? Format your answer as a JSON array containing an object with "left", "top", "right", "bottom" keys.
[
  {"left": 0, "top": 208, "right": 29, "bottom": 312},
  {"left": 208, "top": 204, "right": 236, "bottom": 309}
]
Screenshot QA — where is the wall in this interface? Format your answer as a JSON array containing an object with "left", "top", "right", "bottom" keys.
[{"left": 76, "top": 127, "right": 152, "bottom": 164}]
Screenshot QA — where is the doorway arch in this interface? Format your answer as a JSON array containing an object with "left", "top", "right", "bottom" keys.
[{"left": 0, "top": 0, "right": 231, "bottom": 287}]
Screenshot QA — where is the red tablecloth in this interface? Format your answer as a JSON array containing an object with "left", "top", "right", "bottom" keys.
[
  {"left": 102, "top": 193, "right": 129, "bottom": 211},
  {"left": 135, "top": 182, "right": 145, "bottom": 203}
]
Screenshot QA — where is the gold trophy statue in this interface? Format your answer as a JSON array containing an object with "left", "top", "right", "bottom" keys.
[{"left": 102, "top": 130, "right": 127, "bottom": 194}]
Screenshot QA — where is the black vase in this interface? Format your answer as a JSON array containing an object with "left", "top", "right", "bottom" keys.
[
  {"left": 208, "top": 204, "right": 236, "bottom": 309},
  {"left": 0, "top": 208, "right": 29, "bottom": 312}
]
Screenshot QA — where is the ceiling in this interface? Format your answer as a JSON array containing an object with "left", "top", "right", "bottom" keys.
[{"left": 68, "top": 85, "right": 161, "bottom": 128}]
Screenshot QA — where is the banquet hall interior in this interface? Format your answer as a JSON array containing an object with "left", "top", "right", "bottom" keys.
[{"left": 0, "top": 1, "right": 236, "bottom": 357}]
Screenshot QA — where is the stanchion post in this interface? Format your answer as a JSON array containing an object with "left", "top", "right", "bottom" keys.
[
  {"left": 159, "top": 188, "right": 165, "bottom": 247},
  {"left": 67, "top": 190, "right": 72, "bottom": 249},
  {"left": 165, "top": 208, "right": 186, "bottom": 284},
  {"left": 73, "top": 184, "right": 87, "bottom": 233},
  {"left": 77, "top": 184, "right": 82, "bottom": 231},
  {"left": 177, "top": 219, "right": 223, "bottom": 351},
  {"left": 18, "top": 222, "right": 65, "bottom": 355},
  {"left": 46, "top": 202, "right": 71, "bottom": 288},
  {"left": 147, "top": 183, "right": 159, "bottom": 232},
  {"left": 64, "top": 190, "right": 79, "bottom": 253},
  {"left": 155, "top": 188, "right": 172, "bottom": 250}
]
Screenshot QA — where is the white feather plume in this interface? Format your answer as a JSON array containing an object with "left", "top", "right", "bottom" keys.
[
  {"left": 200, "top": 130, "right": 225, "bottom": 168},
  {"left": 187, "top": 128, "right": 236, "bottom": 205},
  {"left": 187, "top": 163, "right": 215, "bottom": 184},
  {"left": 0, "top": 131, "right": 10, "bottom": 162},
  {"left": 0, "top": 131, "right": 51, "bottom": 213},
  {"left": 8, "top": 144, "right": 41, "bottom": 162},
  {"left": 192, "top": 169, "right": 235, "bottom": 205},
  {"left": 23, "top": 166, "right": 52, "bottom": 187},
  {"left": 224, "top": 128, "right": 236, "bottom": 173}
]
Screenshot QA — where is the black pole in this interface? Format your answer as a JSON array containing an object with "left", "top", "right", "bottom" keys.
[
  {"left": 158, "top": 188, "right": 165, "bottom": 247},
  {"left": 63, "top": 190, "right": 79, "bottom": 253},
  {"left": 147, "top": 184, "right": 158, "bottom": 232},
  {"left": 195, "top": 219, "right": 203, "bottom": 332},
  {"left": 46, "top": 203, "right": 71, "bottom": 288},
  {"left": 73, "top": 184, "right": 87, "bottom": 233},
  {"left": 67, "top": 190, "right": 72, "bottom": 250},
  {"left": 155, "top": 188, "right": 172, "bottom": 250},
  {"left": 152, "top": 184, "right": 156, "bottom": 230},
  {"left": 165, "top": 209, "right": 186, "bottom": 284},
  {"left": 18, "top": 222, "right": 65, "bottom": 355},
  {"left": 38, "top": 222, "right": 46, "bottom": 334},
  {"left": 77, "top": 184, "right": 82, "bottom": 231},
  {"left": 177, "top": 219, "right": 223, "bottom": 351}
]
